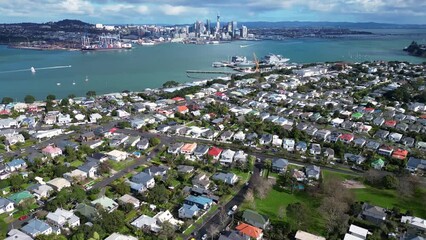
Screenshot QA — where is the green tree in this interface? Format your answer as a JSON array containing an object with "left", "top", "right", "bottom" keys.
[
  {"left": 148, "top": 184, "right": 170, "bottom": 204},
  {"left": 113, "top": 182, "right": 130, "bottom": 195},
  {"left": 19, "top": 130, "right": 31, "bottom": 140},
  {"left": 1, "top": 97, "right": 13, "bottom": 104},
  {"left": 86, "top": 91, "right": 96, "bottom": 98},
  {"left": 264, "top": 159, "right": 272, "bottom": 178},
  {"left": 149, "top": 137, "right": 161, "bottom": 147},
  {"left": 162, "top": 80, "right": 180, "bottom": 88},
  {"left": 24, "top": 95, "right": 36, "bottom": 103},
  {"left": 286, "top": 203, "right": 309, "bottom": 231},
  {"left": 60, "top": 98, "right": 70, "bottom": 106},
  {"left": 46, "top": 94, "right": 56, "bottom": 101},
  {"left": 382, "top": 175, "right": 399, "bottom": 189},
  {"left": 99, "top": 210, "right": 126, "bottom": 234}
]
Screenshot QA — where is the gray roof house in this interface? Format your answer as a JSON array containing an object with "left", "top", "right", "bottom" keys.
[
  {"left": 194, "top": 144, "right": 209, "bottom": 158},
  {"left": 242, "top": 209, "right": 270, "bottom": 229},
  {"left": 361, "top": 203, "right": 387, "bottom": 225},
  {"left": 272, "top": 158, "right": 289, "bottom": 173},
  {"left": 406, "top": 157, "right": 426, "bottom": 173},
  {"left": 212, "top": 172, "right": 239, "bottom": 185},
  {"left": 21, "top": 219, "right": 52, "bottom": 238},
  {"left": 305, "top": 165, "right": 321, "bottom": 180},
  {"left": 178, "top": 204, "right": 200, "bottom": 219},
  {"left": 131, "top": 172, "right": 155, "bottom": 189}
]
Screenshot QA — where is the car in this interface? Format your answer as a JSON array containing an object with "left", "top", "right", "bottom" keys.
[
  {"left": 231, "top": 205, "right": 238, "bottom": 211},
  {"left": 19, "top": 215, "right": 28, "bottom": 221},
  {"left": 201, "top": 234, "right": 207, "bottom": 240},
  {"left": 227, "top": 210, "right": 234, "bottom": 216}
]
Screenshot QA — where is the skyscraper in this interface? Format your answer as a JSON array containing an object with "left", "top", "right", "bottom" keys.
[
  {"left": 241, "top": 25, "right": 248, "bottom": 38},
  {"left": 215, "top": 12, "right": 220, "bottom": 35},
  {"left": 206, "top": 19, "right": 211, "bottom": 34}
]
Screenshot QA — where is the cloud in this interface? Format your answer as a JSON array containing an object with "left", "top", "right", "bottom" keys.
[{"left": 158, "top": 4, "right": 208, "bottom": 16}]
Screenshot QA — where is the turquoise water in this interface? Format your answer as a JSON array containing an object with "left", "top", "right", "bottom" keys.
[{"left": 0, "top": 33, "right": 425, "bottom": 100}]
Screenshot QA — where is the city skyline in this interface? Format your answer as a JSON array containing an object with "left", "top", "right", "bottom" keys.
[{"left": 1, "top": 0, "right": 426, "bottom": 25}]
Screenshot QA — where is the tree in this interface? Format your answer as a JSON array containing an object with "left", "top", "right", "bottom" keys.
[
  {"left": 86, "top": 91, "right": 96, "bottom": 98},
  {"left": 116, "top": 121, "right": 131, "bottom": 129},
  {"left": 286, "top": 203, "right": 309, "bottom": 231},
  {"left": 382, "top": 175, "right": 398, "bottom": 189},
  {"left": 24, "top": 95, "right": 36, "bottom": 103},
  {"left": 1, "top": 97, "right": 13, "bottom": 104},
  {"left": 207, "top": 224, "right": 220, "bottom": 240},
  {"left": 9, "top": 174, "right": 24, "bottom": 192},
  {"left": 149, "top": 137, "right": 161, "bottom": 147},
  {"left": 68, "top": 94, "right": 76, "bottom": 99},
  {"left": 158, "top": 221, "right": 175, "bottom": 240},
  {"left": 46, "top": 94, "right": 56, "bottom": 101},
  {"left": 99, "top": 161, "right": 112, "bottom": 175},
  {"left": 113, "top": 182, "right": 130, "bottom": 195},
  {"left": 252, "top": 173, "right": 272, "bottom": 199},
  {"left": 19, "top": 130, "right": 31, "bottom": 140},
  {"left": 60, "top": 98, "right": 70, "bottom": 106},
  {"left": 264, "top": 159, "right": 272, "bottom": 179},
  {"left": 99, "top": 210, "right": 125, "bottom": 234},
  {"left": 162, "top": 80, "right": 180, "bottom": 88},
  {"left": 148, "top": 184, "right": 170, "bottom": 204}
]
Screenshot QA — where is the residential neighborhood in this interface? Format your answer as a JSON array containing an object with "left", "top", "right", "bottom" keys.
[{"left": 0, "top": 60, "right": 425, "bottom": 240}]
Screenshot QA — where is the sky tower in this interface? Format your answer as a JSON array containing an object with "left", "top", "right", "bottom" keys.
[{"left": 215, "top": 12, "right": 220, "bottom": 35}]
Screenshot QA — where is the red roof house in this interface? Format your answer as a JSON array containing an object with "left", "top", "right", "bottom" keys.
[
  {"left": 392, "top": 149, "right": 408, "bottom": 160},
  {"left": 171, "top": 97, "right": 185, "bottom": 102},
  {"left": 235, "top": 223, "right": 263, "bottom": 240},
  {"left": 208, "top": 147, "right": 223, "bottom": 159},
  {"left": 176, "top": 105, "right": 189, "bottom": 114},
  {"left": 339, "top": 133, "right": 354, "bottom": 143},
  {"left": 384, "top": 120, "right": 397, "bottom": 128}
]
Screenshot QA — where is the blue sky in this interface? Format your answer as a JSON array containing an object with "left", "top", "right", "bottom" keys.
[{"left": 0, "top": 0, "right": 425, "bottom": 24}]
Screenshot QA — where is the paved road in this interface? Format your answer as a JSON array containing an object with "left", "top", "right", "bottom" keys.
[{"left": 192, "top": 163, "right": 261, "bottom": 240}]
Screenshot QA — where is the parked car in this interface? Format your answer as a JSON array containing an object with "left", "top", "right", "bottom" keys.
[{"left": 19, "top": 215, "right": 28, "bottom": 221}]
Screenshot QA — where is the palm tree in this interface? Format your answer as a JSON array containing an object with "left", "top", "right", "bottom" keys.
[{"left": 264, "top": 159, "right": 272, "bottom": 179}]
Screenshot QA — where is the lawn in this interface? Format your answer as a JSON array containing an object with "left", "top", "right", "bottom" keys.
[
  {"left": 70, "top": 160, "right": 84, "bottom": 168},
  {"left": 231, "top": 169, "right": 251, "bottom": 182},
  {"left": 109, "top": 160, "right": 135, "bottom": 171},
  {"left": 246, "top": 187, "right": 326, "bottom": 236},
  {"left": 0, "top": 218, "right": 7, "bottom": 239},
  {"left": 353, "top": 186, "right": 426, "bottom": 218}
]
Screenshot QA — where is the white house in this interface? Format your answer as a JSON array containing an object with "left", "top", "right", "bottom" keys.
[
  {"left": 220, "top": 149, "right": 236, "bottom": 165},
  {"left": 283, "top": 138, "right": 295, "bottom": 151},
  {"left": 107, "top": 150, "right": 128, "bottom": 162},
  {"left": 0, "top": 198, "right": 15, "bottom": 214},
  {"left": 46, "top": 208, "right": 80, "bottom": 229}
]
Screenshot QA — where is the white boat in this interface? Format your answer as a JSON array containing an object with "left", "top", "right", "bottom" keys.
[
  {"left": 140, "top": 42, "right": 155, "bottom": 46},
  {"left": 57, "top": 83, "right": 61, "bottom": 86},
  {"left": 30, "top": 67, "right": 36, "bottom": 73},
  {"left": 85, "top": 76, "right": 89, "bottom": 82},
  {"left": 262, "top": 54, "right": 290, "bottom": 65}
]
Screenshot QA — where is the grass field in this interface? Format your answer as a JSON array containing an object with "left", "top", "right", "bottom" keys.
[
  {"left": 70, "top": 160, "right": 84, "bottom": 168},
  {"left": 247, "top": 187, "right": 326, "bottom": 236}
]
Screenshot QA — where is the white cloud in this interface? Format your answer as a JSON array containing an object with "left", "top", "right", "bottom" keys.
[
  {"left": 58, "top": 0, "right": 94, "bottom": 15},
  {"left": 159, "top": 4, "right": 207, "bottom": 16}
]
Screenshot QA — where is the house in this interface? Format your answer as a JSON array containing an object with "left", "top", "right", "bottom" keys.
[
  {"left": 136, "top": 138, "right": 149, "bottom": 150},
  {"left": 361, "top": 203, "right": 387, "bottom": 225},
  {"left": 208, "top": 146, "right": 223, "bottom": 160},
  {"left": 296, "top": 141, "right": 308, "bottom": 152},
  {"left": 340, "top": 133, "right": 355, "bottom": 143},
  {"left": 144, "top": 165, "right": 168, "bottom": 178},
  {"left": 401, "top": 216, "right": 426, "bottom": 232},
  {"left": 392, "top": 149, "right": 408, "bottom": 160},
  {"left": 401, "top": 137, "right": 415, "bottom": 148},
  {"left": 5, "top": 134, "right": 25, "bottom": 145},
  {"left": 366, "top": 141, "right": 380, "bottom": 151},
  {"left": 77, "top": 161, "right": 98, "bottom": 179},
  {"left": 378, "top": 145, "right": 393, "bottom": 156},
  {"left": 131, "top": 172, "right": 155, "bottom": 190},
  {"left": 371, "top": 159, "right": 385, "bottom": 170},
  {"left": 388, "top": 132, "right": 403, "bottom": 142},
  {"left": 153, "top": 210, "right": 183, "bottom": 229},
  {"left": 212, "top": 172, "right": 239, "bottom": 185},
  {"left": 105, "top": 233, "right": 138, "bottom": 240},
  {"left": 234, "top": 150, "right": 248, "bottom": 162},
  {"left": 80, "top": 132, "right": 96, "bottom": 142},
  {"left": 5, "top": 229, "right": 33, "bottom": 240},
  {"left": 91, "top": 196, "right": 119, "bottom": 213},
  {"left": 235, "top": 223, "right": 263, "bottom": 240},
  {"left": 192, "top": 173, "right": 211, "bottom": 189},
  {"left": 220, "top": 131, "right": 234, "bottom": 141},
  {"left": 0, "top": 197, "right": 14, "bottom": 214},
  {"left": 374, "top": 130, "right": 389, "bottom": 140},
  {"left": 283, "top": 138, "right": 295, "bottom": 151},
  {"left": 344, "top": 154, "right": 366, "bottom": 165},
  {"left": 295, "top": 230, "right": 326, "bottom": 240},
  {"left": 131, "top": 215, "right": 161, "bottom": 233},
  {"left": 178, "top": 204, "right": 200, "bottom": 219},
  {"left": 176, "top": 105, "right": 189, "bottom": 114},
  {"left": 220, "top": 149, "right": 236, "bottom": 165},
  {"left": 184, "top": 195, "right": 213, "bottom": 210},
  {"left": 87, "top": 153, "right": 109, "bottom": 163},
  {"left": 107, "top": 150, "right": 128, "bottom": 161},
  {"left": 406, "top": 157, "right": 426, "bottom": 173},
  {"left": 344, "top": 224, "right": 369, "bottom": 240},
  {"left": 42, "top": 145, "right": 63, "bottom": 158},
  {"left": 305, "top": 165, "right": 321, "bottom": 180},
  {"left": 272, "top": 158, "right": 289, "bottom": 173},
  {"left": 21, "top": 219, "right": 52, "bottom": 238},
  {"left": 168, "top": 142, "right": 185, "bottom": 154},
  {"left": 63, "top": 170, "right": 86, "bottom": 182},
  {"left": 47, "top": 178, "right": 71, "bottom": 191},
  {"left": 194, "top": 144, "right": 209, "bottom": 158},
  {"left": 353, "top": 138, "right": 367, "bottom": 147},
  {"left": 292, "top": 169, "right": 306, "bottom": 181},
  {"left": 242, "top": 209, "right": 270, "bottom": 229},
  {"left": 233, "top": 131, "right": 246, "bottom": 142},
  {"left": 7, "top": 191, "right": 34, "bottom": 205},
  {"left": 46, "top": 208, "right": 80, "bottom": 229},
  {"left": 6, "top": 159, "right": 26, "bottom": 172},
  {"left": 30, "top": 184, "right": 54, "bottom": 200},
  {"left": 324, "top": 148, "right": 335, "bottom": 161},
  {"left": 118, "top": 194, "right": 140, "bottom": 208},
  {"left": 259, "top": 134, "right": 273, "bottom": 145},
  {"left": 180, "top": 143, "right": 197, "bottom": 155},
  {"left": 75, "top": 203, "right": 98, "bottom": 221},
  {"left": 309, "top": 143, "right": 321, "bottom": 155}
]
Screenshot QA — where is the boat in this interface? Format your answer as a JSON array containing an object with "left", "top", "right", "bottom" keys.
[
  {"left": 57, "top": 83, "right": 61, "bottom": 86},
  {"left": 85, "top": 76, "right": 89, "bottom": 82},
  {"left": 212, "top": 62, "right": 229, "bottom": 68},
  {"left": 139, "top": 42, "right": 155, "bottom": 46},
  {"left": 81, "top": 34, "right": 132, "bottom": 51},
  {"left": 30, "top": 67, "right": 36, "bottom": 73},
  {"left": 262, "top": 54, "right": 290, "bottom": 65}
]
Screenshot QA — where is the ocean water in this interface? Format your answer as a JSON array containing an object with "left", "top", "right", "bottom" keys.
[{"left": 0, "top": 31, "right": 425, "bottom": 100}]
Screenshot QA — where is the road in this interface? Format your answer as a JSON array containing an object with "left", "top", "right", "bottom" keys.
[{"left": 192, "top": 163, "right": 261, "bottom": 240}]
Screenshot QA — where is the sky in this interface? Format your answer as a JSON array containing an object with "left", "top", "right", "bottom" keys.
[{"left": 0, "top": 0, "right": 426, "bottom": 25}]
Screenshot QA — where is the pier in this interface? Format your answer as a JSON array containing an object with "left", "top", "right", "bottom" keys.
[{"left": 186, "top": 70, "right": 235, "bottom": 75}]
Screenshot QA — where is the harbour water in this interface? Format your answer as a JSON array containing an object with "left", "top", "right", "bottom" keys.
[{"left": 0, "top": 30, "right": 425, "bottom": 100}]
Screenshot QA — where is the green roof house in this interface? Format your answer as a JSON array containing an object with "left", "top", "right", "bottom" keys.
[
  {"left": 352, "top": 112, "right": 363, "bottom": 120},
  {"left": 242, "top": 209, "right": 270, "bottom": 229},
  {"left": 91, "top": 196, "right": 118, "bottom": 213},
  {"left": 7, "top": 191, "right": 34, "bottom": 204},
  {"left": 75, "top": 203, "right": 98, "bottom": 220},
  {"left": 371, "top": 159, "right": 385, "bottom": 170}
]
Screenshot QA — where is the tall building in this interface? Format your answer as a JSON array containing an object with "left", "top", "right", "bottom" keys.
[
  {"left": 215, "top": 12, "right": 220, "bottom": 35},
  {"left": 241, "top": 25, "right": 248, "bottom": 38},
  {"left": 206, "top": 19, "right": 211, "bottom": 34},
  {"left": 232, "top": 21, "right": 238, "bottom": 36}
]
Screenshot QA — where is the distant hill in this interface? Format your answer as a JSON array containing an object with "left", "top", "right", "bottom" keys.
[
  {"left": 404, "top": 41, "right": 426, "bottom": 58},
  {"left": 239, "top": 21, "right": 426, "bottom": 29},
  {"left": 53, "top": 19, "right": 92, "bottom": 27}
]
